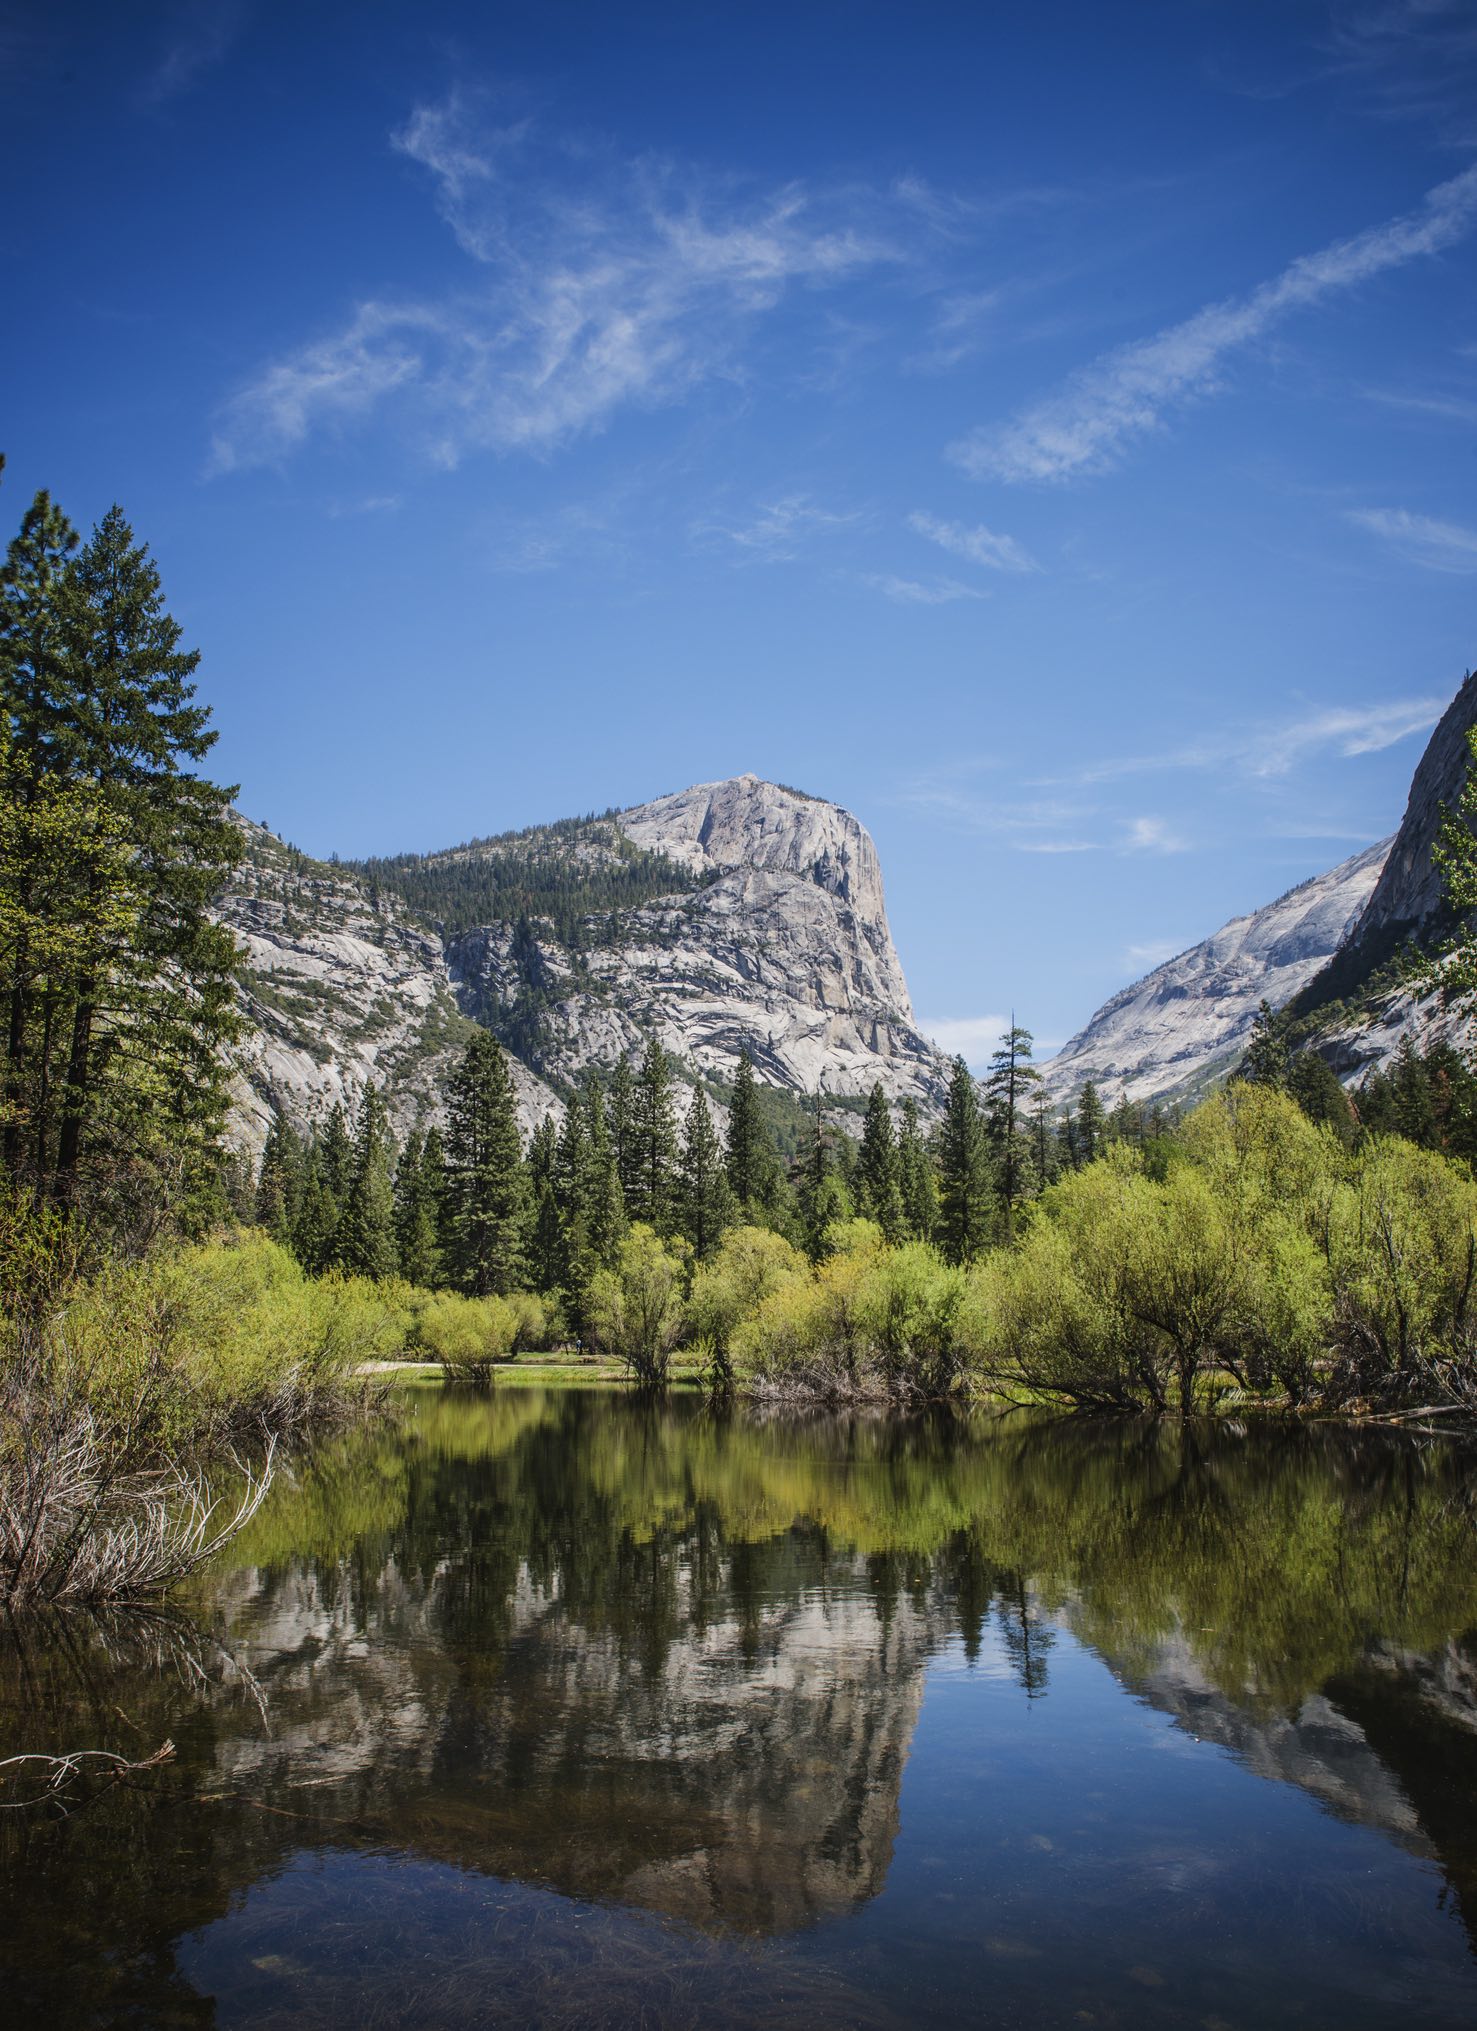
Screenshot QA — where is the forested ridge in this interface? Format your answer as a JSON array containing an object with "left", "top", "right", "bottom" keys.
[{"left": 347, "top": 812, "right": 714, "bottom": 945}]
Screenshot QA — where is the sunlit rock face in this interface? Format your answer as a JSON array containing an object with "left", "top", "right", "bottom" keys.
[
  {"left": 207, "top": 1539, "right": 944, "bottom": 1936},
  {"left": 452, "top": 776, "right": 944, "bottom": 1108},
  {"left": 220, "top": 820, "right": 559, "bottom": 1149},
  {"left": 1041, "top": 842, "right": 1390, "bottom": 1109},
  {"left": 1044, "top": 671, "right": 1477, "bottom": 1109},
  {"left": 218, "top": 776, "right": 947, "bottom": 1150},
  {"left": 1297, "top": 671, "right": 1477, "bottom": 1085}
]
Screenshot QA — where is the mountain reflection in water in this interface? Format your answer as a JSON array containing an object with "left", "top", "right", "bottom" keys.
[{"left": 4, "top": 1390, "right": 1477, "bottom": 2029}]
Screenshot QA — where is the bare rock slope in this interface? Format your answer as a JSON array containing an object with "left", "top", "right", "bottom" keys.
[
  {"left": 220, "top": 776, "right": 945, "bottom": 1148},
  {"left": 1042, "top": 841, "right": 1391, "bottom": 1109},
  {"left": 450, "top": 775, "right": 941, "bottom": 1104}
]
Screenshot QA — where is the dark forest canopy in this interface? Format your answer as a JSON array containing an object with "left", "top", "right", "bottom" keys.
[{"left": 346, "top": 812, "right": 715, "bottom": 945}]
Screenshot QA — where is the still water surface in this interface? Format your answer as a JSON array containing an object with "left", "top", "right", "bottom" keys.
[{"left": 5, "top": 1388, "right": 1477, "bottom": 2028}]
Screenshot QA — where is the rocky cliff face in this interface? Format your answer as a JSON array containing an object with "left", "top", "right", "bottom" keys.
[
  {"left": 219, "top": 776, "right": 945, "bottom": 1149},
  {"left": 449, "top": 774, "right": 940, "bottom": 1105},
  {"left": 1045, "top": 667, "right": 1477, "bottom": 1108},
  {"left": 1041, "top": 840, "right": 1391, "bottom": 1109},
  {"left": 222, "top": 822, "right": 561, "bottom": 1148}
]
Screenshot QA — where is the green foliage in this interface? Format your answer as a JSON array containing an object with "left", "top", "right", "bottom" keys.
[
  {"left": 415, "top": 1290, "right": 519, "bottom": 1384},
  {"left": 585, "top": 1223, "right": 690, "bottom": 1387},
  {"left": 677, "top": 1083, "right": 732, "bottom": 1258},
  {"left": 936, "top": 1055, "right": 991, "bottom": 1264},
  {"left": 443, "top": 1031, "right": 529, "bottom": 1295},
  {"left": 0, "top": 491, "right": 243, "bottom": 1234},
  {"left": 856, "top": 1082, "right": 904, "bottom": 1241},
  {"left": 687, "top": 1223, "right": 809, "bottom": 1372},
  {"left": 982, "top": 1023, "right": 1041, "bottom": 1237},
  {"left": 1, "top": 1225, "right": 394, "bottom": 1455},
  {"left": 626, "top": 1037, "right": 679, "bottom": 1233}
]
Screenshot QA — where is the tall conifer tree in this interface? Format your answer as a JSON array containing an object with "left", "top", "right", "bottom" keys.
[
  {"left": 338, "top": 1083, "right": 397, "bottom": 1278},
  {"left": 983, "top": 1020, "right": 1041, "bottom": 1239},
  {"left": 393, "top": 1128, "right": 441, "bottom": 1288},
  {"left": 0, "top": 496, "right": 242, "bottom": 1217},
  {"left": 1076, "top": 1081, "right": 1106, "bottom": 1166},
  {"left": 937, "top": 1056, "right": 991, "bottom": 1265},
  {"left": 724, "top": 1045, "right": 779, "bottom": 1217},
  {"left": 679, "top": 1086, "right": 732, "bottom": 1259},
  {"left": 443, "top": 1030, "right": 529, "bottom": 1295},
  {"left": 627, "top": 1036, "right": 679, "bottom": 1233},
  {"left": 857, "top": 1082, "right": 904, "bottom": 1241},
  {"left": 897, "top": 1095, "right": 938, "bottom": 1241}
]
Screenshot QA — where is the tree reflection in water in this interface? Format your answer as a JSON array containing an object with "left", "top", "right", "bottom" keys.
[{"left": 4, "top": 1391, "right": 1477, "bottom": 2028}]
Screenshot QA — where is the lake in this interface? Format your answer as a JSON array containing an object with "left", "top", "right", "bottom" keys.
[{"left": 4, "top": 1388, "right": 1477, "bottom": 2028}]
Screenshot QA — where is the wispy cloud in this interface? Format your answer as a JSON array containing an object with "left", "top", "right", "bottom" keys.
[
  {"left": 698, "top": 494, "right": 866, "bottom": 562},
  {"left": 1123, "top": 815, "right": 1187, "bottom": 853},
  {"left": 143, "top": 1, "right": 244, "bottom": 107},
  {"left": 1054, "top": 696, "right": 1446, "bottom": 784},
  {"left": 326, "top": 493, "right": 402, "bottom": 519},
  {"left": 1363, "top": 385, "right": 1477, "bottom": 425},
  {"left": 900, "top": 777, "right": 1098, "bottom": 851},
  {"left": 1346, "top": 506, "right": 1477, "bottom": 574},
  {"left": 212, "top": 91, "right": 903, "bottom": 472},
  {"left": 950, "top": 162, "right": 1477, "bottom": 483},
  {"left": 863, "top": 572, "right": 988, "bottom": 605},
  {"left": 1125, "top": 938, "right": 1186, "bottom": 969},
  {"left": 921, "top": 1015, "right": 1009, "bottom": 1069},
  {"left": 907, "top": 509, "right": 1039, "bottom": 574}
]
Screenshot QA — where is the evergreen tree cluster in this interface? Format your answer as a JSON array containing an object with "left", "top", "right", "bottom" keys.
[
  {"left": 347, "top": 815, "right": 712, "bottom": 945},
  {"left": 256, "top": 1020, "right": 1159, "bottom": 1313},
  {"left": 0, "top": 468, "right": 243, "bottom": 1233},
  {"left": 1243, "top": 997, "right": 1477, "bottom": 1166}
]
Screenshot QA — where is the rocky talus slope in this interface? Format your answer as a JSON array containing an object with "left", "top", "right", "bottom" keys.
[
  {"left": 1042, "top": 841, "right": 1390, "bottom": 1109},
  {"left": 219, "top": 776, "right": 945, "bottom": 1148}
]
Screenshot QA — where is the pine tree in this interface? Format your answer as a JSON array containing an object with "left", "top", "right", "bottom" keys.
[
  {"left": 609, "top": 1054, "right": 636, "bottom": 1214},
  {"left": 528, "top": 1113, "right": 565, "bottom": 1293},
  {"left": 798, "top": 1089, "right": 852, "bottom": 1258},
  {"left": 627, "top": 1036, "right": 679, "bottom": 1233},
  {"left": 443, "top": 1030, "right": 529, "bottom": 1295},
  {"left": 725, "top": 1045, "right": 780, "bottom": 1218},
  {"left": 338, "top": 1084, "right": 398, "bottom": 1278},
  {"left": 679, "top": 1086, "right": 732, "bottom": 1259},
  {"left": 0, "top": 491, "right": 81, "bottom": 1183},
  {"left": 1242, "top": 1000, "right": 1289, "bottom": 1087},
  {"left": 0, "top": 495, "right": 242, "bottom": 1220},
  {"left": 896, "top": 1096, "right": 938, "bottom": 1241},
  {"left": 291, "top": 1145, "right": 339, "bottom": 1274},
  {"left": 579, "top": 1081, "right": 626, "bottom": 1272},
  {"left": 1028, "top": 1088, "right": 1058, "bottom": 1193},
  {"left": 936, "top": 1056, "right": 991, "bottom": 1266},
  {"left": 422, "top": 1124, "right": 455, "bottom": 1274},
  {"left": 983, "top": 1020, "right": 1041, "bottom": 1239},
  {"left": 857, "top": 1082, "right": 904, "bottom": 1241},
  {"left": 1076, "top": 1081, "right": 1106, "bottom": 1165},
  {"left": 255, "top": 1114, "right": 303, "bottom": 1244},
  {"left": 393, "top": 1129, "right": 442, "bottom": 1288}
]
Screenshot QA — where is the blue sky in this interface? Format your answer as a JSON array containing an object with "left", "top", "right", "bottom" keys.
[{"left": 3, "top": 1, "right": 1476, "bottom": 1063}]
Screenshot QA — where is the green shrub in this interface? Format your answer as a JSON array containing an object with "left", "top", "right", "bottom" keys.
[
  {"left": 416, "top": 1291, "right": 519, "bottom": 1385},
  {"left": 586, "top": 1225, "right": 690, "bottom": 1387},
  {"left": 1322, "top": 1135, "right": 1477, "bottom": 1407}
]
